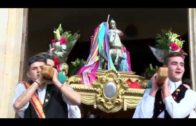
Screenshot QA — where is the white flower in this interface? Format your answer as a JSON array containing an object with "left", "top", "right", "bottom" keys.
[
  {"left": 54, "top": 51, "right": 64, "bottom": 57},
  {"left": 55, "top": 42, "right": 61, "bottom": 48},
  {"left": 61, "top": 45, "right": 67, "bottom": 50}
]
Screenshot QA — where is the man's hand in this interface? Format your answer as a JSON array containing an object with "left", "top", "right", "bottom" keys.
[
  {"left": 52, "top": 67, "right": 59, "bottom": 83},
  {"left": 50, "top": 67, "right": 81, "bottom": 105},
  {"left": 150, "top": 73, "right": 159, "bottom": 96},
  {"left": 162, "top": 77, "right": 169, "bottom": 89},
  {"left": 161, "top": 77, "right": 170, "bottom": 98},
  {"left": 35, "top": 73, "right": 45, "bottom": 86}
]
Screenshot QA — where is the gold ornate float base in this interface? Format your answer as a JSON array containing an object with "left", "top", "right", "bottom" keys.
[{"left": 69, "top": 70, "right": 147, "bottom": 113}]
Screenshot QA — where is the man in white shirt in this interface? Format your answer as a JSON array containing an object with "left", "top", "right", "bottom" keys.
[
  {"left": 133, "top": 52, "right": 196, "bottom": 118},
  {"left": 13, "top": 54, "right": 81, "bottom": 118}
]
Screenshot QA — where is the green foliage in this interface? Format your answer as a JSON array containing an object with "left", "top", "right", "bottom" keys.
[
  {"left": 68, "top": 58, "right": 86, "bottom": 76},
  {"left": 155, "top": 29, "right": 184, "bottom": 53},
  {"left": 53, "top": 24, "right": 80, "bottom": 42},
  {"left": 52, "top": 24, "right": 80, "bottom": 62},
  {"left": 144, "top": 64, "right": 159, "bottom": 79}
]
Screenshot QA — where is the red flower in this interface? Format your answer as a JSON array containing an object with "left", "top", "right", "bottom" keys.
[
  {"left": 53, "top": 56, "right": 60, "bottom": 72},
  {"left": 51, "top": 38, "right": 56, "bottom": 43},
  {"left": 59, "top": 37, "right": 68, "bottom": 45},
  {"left": 169, "top": 42, "right": 179, "bottom": 51},
  {"left": 126, "top": 79, "right": 142, "bottom": 89}
]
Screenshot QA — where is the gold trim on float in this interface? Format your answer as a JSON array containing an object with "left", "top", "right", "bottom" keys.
[{"left": 68, "top": 70, "right": 148, "bottom": 113}]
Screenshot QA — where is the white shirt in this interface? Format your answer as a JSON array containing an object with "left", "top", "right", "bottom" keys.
[
  {"left": 13, "top": 82, "right": 81, "bottom": 118},
  {"left": 133, "top": 80, "right": 196, "bottom": 118}
]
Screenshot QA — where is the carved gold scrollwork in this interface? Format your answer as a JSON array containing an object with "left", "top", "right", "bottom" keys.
[{"left": 69, "top": 70, "right": 147, "bottom": 113}]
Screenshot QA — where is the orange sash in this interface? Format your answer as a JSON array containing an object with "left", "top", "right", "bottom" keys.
[{"left": 22, "top": 81, "right": 46, "bottom": 118}]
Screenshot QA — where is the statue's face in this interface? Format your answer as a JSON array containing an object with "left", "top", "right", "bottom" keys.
[{"left": 110, "top": 20, "right": 116, "bottom": 29}]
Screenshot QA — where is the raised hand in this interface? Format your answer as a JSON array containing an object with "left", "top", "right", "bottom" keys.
[{"left": 150, "top": 73, "right": 159, "bottom": 96}]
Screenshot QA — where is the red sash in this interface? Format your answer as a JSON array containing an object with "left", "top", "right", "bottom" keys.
[{"left": 22, "top": 81, "right": 46, "bottom": 118}]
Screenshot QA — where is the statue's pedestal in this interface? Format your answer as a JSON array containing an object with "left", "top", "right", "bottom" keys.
[{"left": 69, "top": 70, "right": 148, "bottom": 114}]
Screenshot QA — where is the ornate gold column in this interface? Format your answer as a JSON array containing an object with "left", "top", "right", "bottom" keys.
[
  {"left": 0, "top": 8, "right": 28, "bottom": 118},
  {"left": 188, "top": 8, "right": 196, "bottom": 90}
]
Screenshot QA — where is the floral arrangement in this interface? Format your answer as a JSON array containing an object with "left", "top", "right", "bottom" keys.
[
  {"left": 155, "top": 30, "right": 184, "bottom": 54},
  {"left": 51, "top": 24, "right": 80, "bottom": 63},
  {"left": 150, "top": 30, "right": 186, "bottom": 63},
  {"left": 50, "top": 24, "right": 80, "bottom": 83}
]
